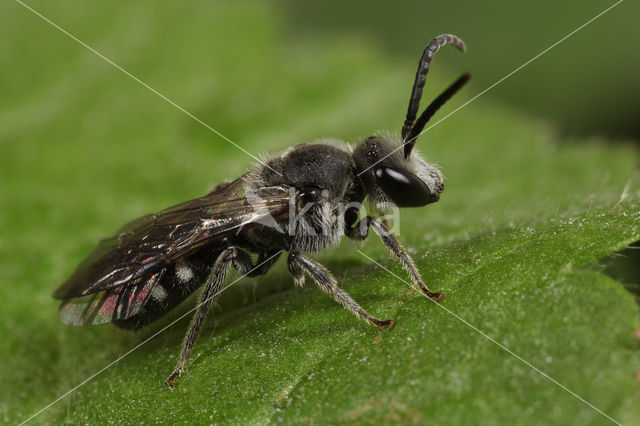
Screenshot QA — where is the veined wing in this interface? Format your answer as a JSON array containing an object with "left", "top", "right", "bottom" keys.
[
  {"left": 58, "top": 269, "right": 166, "bottom": 326},
  {"left": 53, "top": 177, "right": 290, "bottom": 299}
]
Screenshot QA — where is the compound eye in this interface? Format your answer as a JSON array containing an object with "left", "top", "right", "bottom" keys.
[{"left": 373, "top": 167, "right": 437, "bottom": 207}]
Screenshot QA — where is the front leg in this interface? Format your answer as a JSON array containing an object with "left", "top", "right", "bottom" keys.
[
  {"left": 288, "top": 252, "right": 395, "bottom": 328},
  {"left": 346, "top": 216, "right": 444, "bottom": 301}
]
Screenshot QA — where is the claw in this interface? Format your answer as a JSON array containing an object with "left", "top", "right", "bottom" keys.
[
  {"left": 376, "top": 318, "right": 396, "bottom": 329},
  {"left": 430, "top": 292, "right": 445, "bottom": 302},
  {"left": 421, "top": 288, "right": 445, "bottom": 301},
  {"left": 166, "top": 369, "right": 181, "bottom": 388},
  {"left": 386, "top": 318, "right": 396, "bottom": 330}
]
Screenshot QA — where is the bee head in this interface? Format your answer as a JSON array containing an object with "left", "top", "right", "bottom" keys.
[
  {"left": 353, "top": 136, "right": 443, "bottom": 210},
  {"left": 352, "top": 34, "right": 470, "bottom": 211}
]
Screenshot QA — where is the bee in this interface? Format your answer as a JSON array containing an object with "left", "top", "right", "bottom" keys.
[{"left": 53, "top": 34, "right": 470, "bottom": 386}]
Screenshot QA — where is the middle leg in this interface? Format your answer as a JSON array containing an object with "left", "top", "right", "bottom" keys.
[{"left": 288, "top": 252, "right": 395, "bottom": 328}]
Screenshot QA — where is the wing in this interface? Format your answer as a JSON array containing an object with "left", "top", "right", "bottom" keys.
[
  {"left": 54, "top": 177, "right": 290, "bottom": 299},
  {"left": 58, "top": 269, "right": 166, "bottom": 325}
]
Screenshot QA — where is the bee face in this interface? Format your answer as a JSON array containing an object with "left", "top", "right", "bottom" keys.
[{"left": 353, "top": 136, "right": 444, "bottom": 209}]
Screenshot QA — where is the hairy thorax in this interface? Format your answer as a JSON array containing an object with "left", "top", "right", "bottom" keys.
[{"left": 286, "top": 201, "right": 345, "bottom": 253}]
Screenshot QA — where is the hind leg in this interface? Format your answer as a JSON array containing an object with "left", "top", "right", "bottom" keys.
[
  {"left": 232, "top": 249, "right": 282, "bottom": 277},
  {"left": 166, "top": 246, "right": 269, "bottom": 386}
]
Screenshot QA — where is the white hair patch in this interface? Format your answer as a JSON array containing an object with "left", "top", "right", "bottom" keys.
[
  {"left": 150, "top": 285, "right": 168, "bottom": 302},
  {"left": 176, "top": 263, "right": 194, "bottom": 283}
]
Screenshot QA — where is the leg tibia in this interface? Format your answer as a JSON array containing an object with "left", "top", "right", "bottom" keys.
[
  {"left": 288, "top": 252, "right": 394, "bottom": 328},
  {"left": 166, "top": 247, "right": 236, "bottom": 387},
  {"left": 361, "top": 216, "right": 444, "bottom": 301}
]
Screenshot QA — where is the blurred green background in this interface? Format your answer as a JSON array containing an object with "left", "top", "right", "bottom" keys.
[
  {"left": 1, "top": 0, "right": 639, "bottom": 424},
  {"left": 280, "top": 0, "right": 640, "bottom": 139}
]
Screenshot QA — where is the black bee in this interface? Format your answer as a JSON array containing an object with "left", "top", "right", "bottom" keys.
[{"left": 53, "top": 34, "right": 469, "bottom": 386}]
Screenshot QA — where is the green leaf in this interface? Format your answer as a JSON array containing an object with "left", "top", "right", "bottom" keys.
[{"left": 1, "top": 2, "right": 638, "bottom": 425}]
